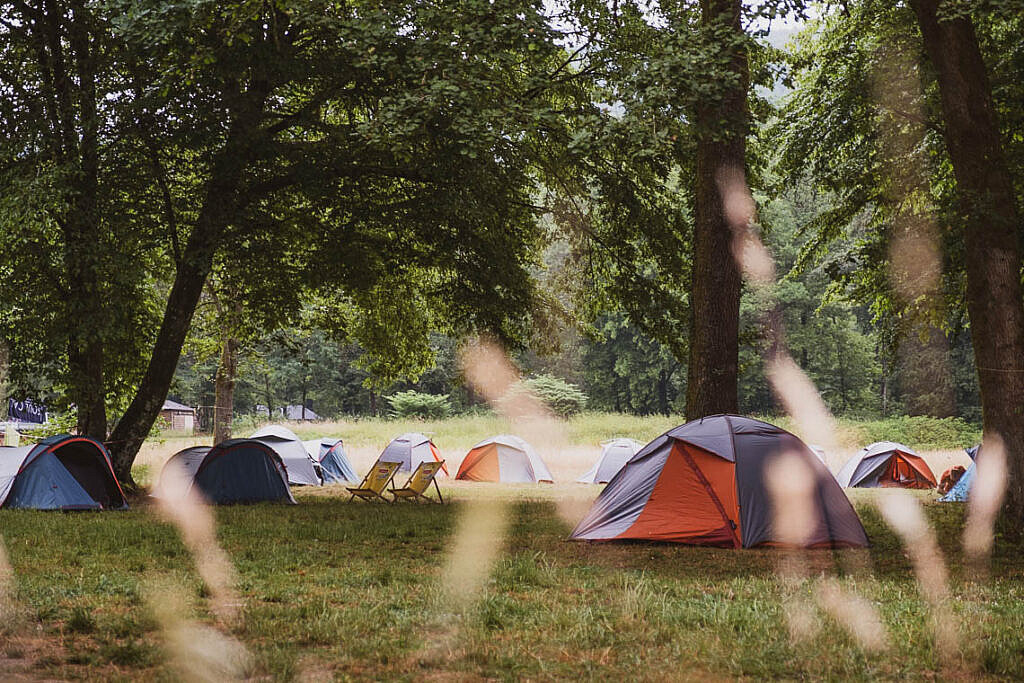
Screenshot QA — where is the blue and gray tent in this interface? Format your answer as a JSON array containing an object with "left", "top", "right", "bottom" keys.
[
  {"left": 0, "top": 435, "right": 127, "bottom": 511},
  {"left": 155, "top": 439, "right": 296, "bottom": 505},
  {"left": 303, "top": 438, "right": 358, "bottom": 483},
  {"left": 940, "top": 446, "right": 979, "bottom": 502}
]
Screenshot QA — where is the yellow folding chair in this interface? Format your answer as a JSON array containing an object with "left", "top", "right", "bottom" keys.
[
  {"left": 347, "top": 460, "right": 401, "bottom": 503},
  {"left": 390, "top": 460, "right": 445, "bottom": 504}
]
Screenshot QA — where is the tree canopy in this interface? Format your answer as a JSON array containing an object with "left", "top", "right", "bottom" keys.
[{"left": 3, "top": 0, "right": 1024, "bottom": 524}]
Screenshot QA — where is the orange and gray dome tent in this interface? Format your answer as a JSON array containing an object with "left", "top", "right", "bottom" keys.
[
  {"left": 837, "top": 441, "right": 936, "bottom": 489},
  {"left": 456, "top": 435, "right": 553, "bottom": 483},
  {"left": 378, "top": 432, "right": 447, "bottom": 474},
  {"left": 570, "top": 415, "right": 868, "bottom": 548}
]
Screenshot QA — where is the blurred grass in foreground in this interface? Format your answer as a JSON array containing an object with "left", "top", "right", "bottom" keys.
[{"left": 1, "top": 487, "right": 1022, "bottom": 681}]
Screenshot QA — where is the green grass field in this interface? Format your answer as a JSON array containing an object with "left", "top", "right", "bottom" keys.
[
  {"left": 223, "top": 412, "right": 981, "bottom": 452},
  {"left": 137, "top": 412, "right": 981, "bottom": 487},
  {"left": 2, "top": 484, "right": 1024, "bottom": 681}
]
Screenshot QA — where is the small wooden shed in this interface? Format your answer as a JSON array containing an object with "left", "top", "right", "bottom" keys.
[{"left": 160, "top": 399, "right": 195, "bottom": 433}]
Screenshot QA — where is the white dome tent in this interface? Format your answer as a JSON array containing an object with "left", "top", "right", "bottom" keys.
[{"left": 577, "top": 438, "right": 645, "bottom": 484}]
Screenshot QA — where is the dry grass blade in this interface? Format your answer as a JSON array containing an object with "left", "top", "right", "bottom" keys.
[
  {"left": 0, "top": 537, "right": 27, "bottom": 635},
  {"left": 718, "top": 164, "right": 892, "bottom": 655},
  {"left": 815, "top": 578, "right": 888, "bottom": 653},
  {"left": 877, "top": 491, "right": 959, "bottom": 667},
  {"left": 459, "top": 337, "right": 570, "bottom": 515},
  {"left": 765, "top": 355, "right": 839, "bottom": 455},
  {"left": 440, "top": 500, "right": 511, "bottom": 611},
  {"left": 717, "top": 166, "right": 839, "bottom": 454},
  {"left": 717, "top": 166, "right": 776, "bottom": 287},
  {"left": 153, "top": 461, "right": 242, "bottom": 626},
  {"left": 963, "top": 434, "right": 1008, "bottom": 570},
  {"left": 144, "top": 580, "right": 253, "bottom": 683},
  {"left": 766, "top": 452, "right": 819, "bottom": 548},
  {"left": 766, "top": 452, "right": 821, "bottom": 643}
]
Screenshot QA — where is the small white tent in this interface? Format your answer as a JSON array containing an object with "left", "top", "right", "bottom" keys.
[{"left": 577, "top": 438, "right": 644, "bottom": 484}]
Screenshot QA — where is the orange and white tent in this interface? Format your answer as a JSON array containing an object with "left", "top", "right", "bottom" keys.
[
  {"left": 570, "top": 415, "right": 868, "bottom": 548},
  {"left": 456, "top": 435, "right": 553, "bottom": 483}
]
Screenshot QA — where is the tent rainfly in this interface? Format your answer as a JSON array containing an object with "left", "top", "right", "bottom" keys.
[
  {"left": 303, "top": 438, "right": 359, "bottom": 483},
  {"left": 837, "top": 441, "right": 937, "bottom": 489},
  {"left": 577, "top": 438, "right": 644, "bottom": 484},
  {"left": 0, "top": 435, "right": 127, "bottom": 511},
  {"left": 570, "top": 415, "right": 869, "bottom": 548},
  {"left": 378, "top": 433, "right": 447, "bottom": 474},
  {"left": 155, "top": 439, "right": 296, "bottom": 505},
  {"left": 455, "top": 435, "right": 553, "bottom": 483},
  {"left": 250, "top": 425, "right": 323, "bottom": 486}
]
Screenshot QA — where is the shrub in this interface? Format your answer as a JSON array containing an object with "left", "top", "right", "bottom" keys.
[
  {"left": 20, "top": 410, "right": 77, "bottom": 439},
  {"left": 386, "top": 391, "right": 452, "bottom": 420},
  {"left": 850, "top": 415, "right": 981, "bottom": 450},
  {"left": 502, "top": 374, "right": 587, "bottom": 418}
]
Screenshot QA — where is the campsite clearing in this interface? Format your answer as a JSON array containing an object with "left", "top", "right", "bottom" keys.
[{"left": 2, "top": 484, "right": 1023, "bottom": 681}]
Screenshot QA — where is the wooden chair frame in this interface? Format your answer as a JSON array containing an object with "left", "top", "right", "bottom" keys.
[
  {"left": 390, "top": 460, "right": 446, "bottom": 504},
  {"left": 346, "top": 460, "right": 401, "bottom": 503}
]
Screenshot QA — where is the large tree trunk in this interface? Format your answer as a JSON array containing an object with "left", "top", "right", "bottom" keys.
[
  {"left": 0, "top": 342, "right": 8, "bottom": 421},
  {"left": 685, "top": 0, "right": 747, "bottom": 420},
  {"left": 213, "top": 335, "right": 239, "bottom": 445},
  {"left": 910, "top": 0, "right": 1024, "bottom": 521},
  {"left": 40, "top": 0, "right": 108, "bottom": 440},
  {"left": 106, "top": 121, "right": 255, "bottom": 483},
  {"left": 106, "top": 226, "right": 220, "bottom": 484}
]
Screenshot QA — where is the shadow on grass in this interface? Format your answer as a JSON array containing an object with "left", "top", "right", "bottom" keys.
[{"left": 1, "top": 491, "right": 1023, "bottom": 680}]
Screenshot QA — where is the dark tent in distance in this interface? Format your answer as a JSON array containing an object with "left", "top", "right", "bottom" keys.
[
  {"left": 837, "top": 441, "right": 937, "bottom": 489},
  {"left": 155, "top": 439, "right": 296, "bottom": 505},
  {"left": 303, "top": 438, "right": 359, "bottom": 483},
  {"left": 0, "top": 435, "right": 127, "bottom": 510},
  {"left": 570, "top": 415, "right": 868, "bottom": 548},
  {"left": 378, "top": 433, "right": 447, "bottom": 474},
  {"left": 250, "top": 425, "right": 323, "bottom": 485}
]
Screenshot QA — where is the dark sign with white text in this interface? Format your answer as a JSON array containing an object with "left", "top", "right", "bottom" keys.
[{"left": 7, "top": 398, "right": 47, "bottom": 424}]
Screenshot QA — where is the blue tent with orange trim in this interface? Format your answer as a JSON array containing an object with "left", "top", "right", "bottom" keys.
[{"left": 0, "top": 435, "right": 127, "bottom": 510}]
